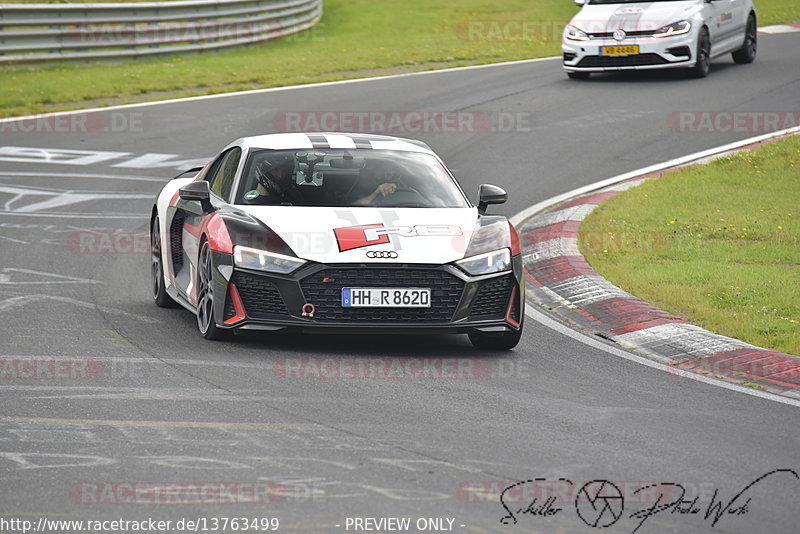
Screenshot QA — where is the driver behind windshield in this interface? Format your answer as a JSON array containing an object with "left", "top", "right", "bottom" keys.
[
  {"left": 351, "top": 159, "right": 401, "bottom": 206},
  {"left": 251, "top": 153, "right": 304, "bottom": 204}
]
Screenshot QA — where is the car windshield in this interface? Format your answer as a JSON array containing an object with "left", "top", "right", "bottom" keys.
[{"left": 235, "top": 149, "right": 470, "bottom": 208}]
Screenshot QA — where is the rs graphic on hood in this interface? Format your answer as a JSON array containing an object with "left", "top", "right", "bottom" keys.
[{"left": 333, "top": 223, "right": 463, "bottom": 252}]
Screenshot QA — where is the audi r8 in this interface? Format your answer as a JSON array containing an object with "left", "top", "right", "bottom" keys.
[
  {"left": 563, "top": 0, "right": 757, "bottom": 79},
  {"left": 150, "top": 133, "right": 524, "bottom": 349}
]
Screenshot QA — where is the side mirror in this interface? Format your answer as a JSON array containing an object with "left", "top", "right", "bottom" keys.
[
  {"left": 179, "top": 180, "right": 214, "bottom": 212},
  {"left": 477, "top": 184, "right": 507, "bottom": 214},
  {"left": 574, "top": 0, "right": 586, "bottom": 6}
]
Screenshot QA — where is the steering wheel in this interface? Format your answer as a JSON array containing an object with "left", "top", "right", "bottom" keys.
[{"left": 375, "top": 185, "right": 426, "bottom": 207}]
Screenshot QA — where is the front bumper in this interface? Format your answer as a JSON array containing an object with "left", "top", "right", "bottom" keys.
[
  {"left": 211, "top": 254, "right": 524, "bottom": 334},
  {"left": 562, "top": 34, "right": 696, "bottom": 72}
]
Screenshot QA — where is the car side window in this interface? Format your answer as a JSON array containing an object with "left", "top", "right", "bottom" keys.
[{"left": 207, "top": 147, "right": 242, "bottom": 201}]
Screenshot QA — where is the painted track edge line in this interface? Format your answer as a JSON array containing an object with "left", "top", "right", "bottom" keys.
[
  {"left": 514, "top": 124, "right": 800, "bottom": 408},
  {"left": 1, "top": 22, "right": 790, "bottom": 123},
  {"left": 0, "top": 56, "right": 560, "bottom": 124}
]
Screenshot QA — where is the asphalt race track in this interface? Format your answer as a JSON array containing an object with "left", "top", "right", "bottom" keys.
[{"left": 1, "top": 33, "right": 799, "bottom": 534}]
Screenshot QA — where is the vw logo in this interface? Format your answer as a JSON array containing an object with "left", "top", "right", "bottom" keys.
[
  {"left": 366, "top": 250, "right": 398, "bottom": 259},
  {"left": 613, "top": 29, "right": 626, "bottom": 41}
]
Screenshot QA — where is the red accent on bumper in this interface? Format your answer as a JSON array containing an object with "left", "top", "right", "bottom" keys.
[
  {"left": 505, "top": 285, "right": 520, "bottom": 327},
  {"left": 224, "top": 283, "right": 246, "bottom": 325},
  {"left": 508, "top": 221, "right": 521, "bottom": 256}
]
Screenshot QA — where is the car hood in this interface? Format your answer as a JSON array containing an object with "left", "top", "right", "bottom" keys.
[
  {"left": 241, "top": 206, "right": 480, "bottom": 264},
  {"left": 571, "top": 1, "right": 701, "bottom": 33}
]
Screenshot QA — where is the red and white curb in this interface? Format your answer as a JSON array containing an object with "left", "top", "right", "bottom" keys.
[
  {"left": 514, "top": 126, "right": 800, "bottom": 401},
  {"left": 759, "top": 24, "right": 800, "bottom": 34}
]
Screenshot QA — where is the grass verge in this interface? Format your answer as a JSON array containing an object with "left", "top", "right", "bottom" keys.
[
  {"left": 1, "top": 0, "right": 799, "bottom": 117},
  {"left": 579, "top": 134, "right": 800, "bottom": 356}
]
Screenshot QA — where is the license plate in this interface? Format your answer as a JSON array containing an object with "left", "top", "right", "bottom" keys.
[
  {"left": 602, "top": 45, "right": 639, "bottom": 56},
  {"left": 342, "top": 288, "right": 431, "bottom": 308}
]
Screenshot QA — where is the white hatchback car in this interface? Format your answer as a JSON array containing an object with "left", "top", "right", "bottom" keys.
[{"left": 562, "top": 0, "right": 757, "bottom": 79}]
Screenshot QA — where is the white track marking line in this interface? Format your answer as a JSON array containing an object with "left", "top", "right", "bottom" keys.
[
  {"left": 0, "top": 171, "right": 167, "bottom": 183},
  {"left": 0, "top": 57, "right": 561, "bottom": 124},
  {"left": 0, "top": 295, "right": 159, "bottom": 323},
  {"left": 0, "top": 22, "right": 792, "bottom": 124},
  {"left": 0, "top": 268, "right": 101, "bottom": 285}
]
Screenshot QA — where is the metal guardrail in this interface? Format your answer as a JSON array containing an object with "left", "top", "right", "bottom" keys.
[{"left": 0, "top": 0, "right": 323, "bottom": 62}]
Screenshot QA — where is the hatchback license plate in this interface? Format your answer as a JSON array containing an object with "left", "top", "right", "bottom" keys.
[
  {"left": 342, "top": 288, "right": 431, "bottom": 308},
  {"left": 602, "top": 45, "right": 639, "bottom": 56}
]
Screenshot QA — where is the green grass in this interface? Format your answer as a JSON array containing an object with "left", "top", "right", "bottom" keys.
[
  {"left": 0, "top": 0, "right": 579, "bottom": 117},
  {"left": 579, "top": 135, "right": 800, "bottom": 356},
  {"left": 1, "top": 0, "right": 798, "bottom": 117}
]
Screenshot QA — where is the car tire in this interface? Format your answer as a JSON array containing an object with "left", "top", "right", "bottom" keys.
[
  {"left": 468, "top": 322, "right": 523, "bottom": 351},
  {"left": 567, "top": 71, "right": 591, "bottom": 80},
  {"left": 196, "top": 240, "right": 232, "bottom": 341},
  {"left": 688, "top": 28, "right": 711, "bottom": 78},
  {"left": 151, "top": 216, "right": 178, "bottom": 308},
  {"left": 732, "top": 14, "right": 757, "bottom": 64}
]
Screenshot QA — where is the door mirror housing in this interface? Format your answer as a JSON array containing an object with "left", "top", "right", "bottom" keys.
[
  {"left": 179, "top": 180, "right": 214, "bottom": 212},
  {"left": 574, "top": 0, "right": 586, "bottom": 6},
  {"left": 477, "top": 184, "right": 508, "bottom": 214}
]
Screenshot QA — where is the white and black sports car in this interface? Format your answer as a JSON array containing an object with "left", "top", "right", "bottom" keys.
[{"left": 150, "top": 133, "right": 524, "bottom": 349}]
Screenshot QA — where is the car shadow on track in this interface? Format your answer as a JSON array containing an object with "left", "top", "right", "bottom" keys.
[
  {"left": 566, "top": 62, "right": 740, "bottom": 83},
  {"left": 231, "top": 329, "right": 516, "bottom": 359}
]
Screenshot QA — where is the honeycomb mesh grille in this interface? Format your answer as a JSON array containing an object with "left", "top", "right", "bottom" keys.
[
  {"left": 300, "top": 267, "right": 464, "bottom": 323},
  {"left": 577, "top": 54, "right": 669, "bottom": 68},
  {"left": 232, "top": 271, "right": 288, "bottom": 318},
  {"left": 469, "top": 275, "right": 514, "bottom": 319}
]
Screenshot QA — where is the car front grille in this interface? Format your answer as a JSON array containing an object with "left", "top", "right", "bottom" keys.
[
  {"left": 232, "top": 271, "right": 288, "bottom": 319},
  {"left": 588, "top": 30, "right": 657, "bottom": 39},
  {"left": 577, "top": 54, "right": 669, "bottom": 68},
  {"left": 470, "top": 274, "right": 514, "bottom": 319},
  {"left": 300, "top": 267, "right": 465, "bottom": 323}
]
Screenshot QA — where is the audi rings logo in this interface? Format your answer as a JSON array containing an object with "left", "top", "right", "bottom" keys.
[{"left": 366, "top": 250, "right": 399, "bottom": 259}]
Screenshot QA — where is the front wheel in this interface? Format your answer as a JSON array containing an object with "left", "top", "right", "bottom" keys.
[
  {"left": 468, "top": 324, "right": 523, "bottom": 350},
  {"left": 196, "top": 241, "right": 232, "bottom": 341},
  {"left": 732, "top": 14, "right": 757, "bottom": 64},
  {"left": 688, "top": 28, "right": 711, "bottom": 78}
]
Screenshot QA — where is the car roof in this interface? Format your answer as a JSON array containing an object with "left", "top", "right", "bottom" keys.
[{"left": 226, "top": 132, "right": 436, "bottom": 155}]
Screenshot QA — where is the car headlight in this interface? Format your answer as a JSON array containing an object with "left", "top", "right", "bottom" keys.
[
  {"left": 456, "top": 248, "right": 511, "bottom": 276},
  {"left": 565, "top": 25, "right": 589, "bottom": 41},
  {"left": 653, "top": 20, "right": 691, "bottom": 38},
  {"left": 233, "top": 245, "right": 306, "bottom": 274}
]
